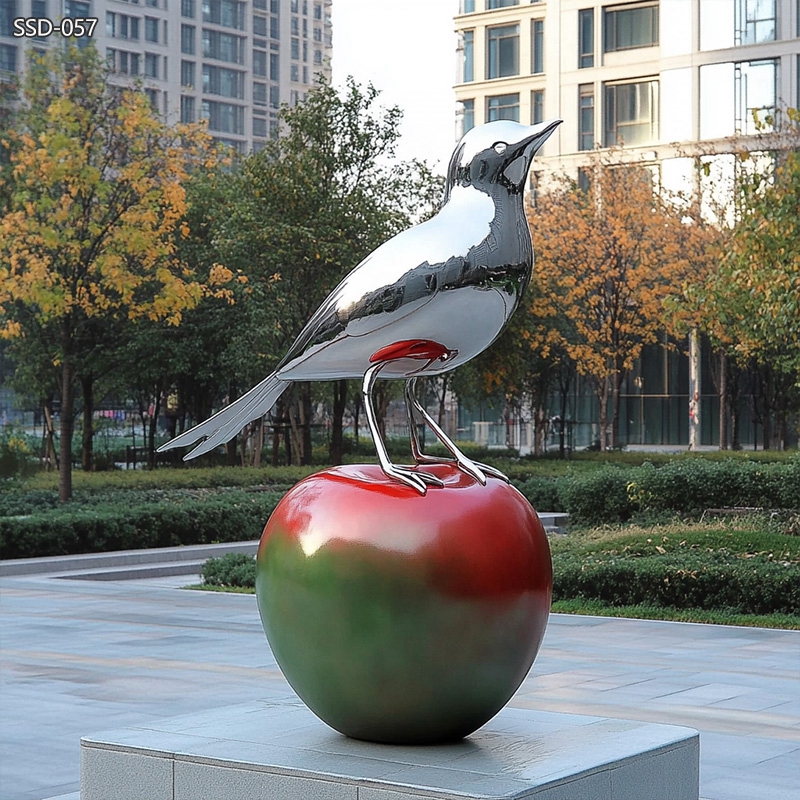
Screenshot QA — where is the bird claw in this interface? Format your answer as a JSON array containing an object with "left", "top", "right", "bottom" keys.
[
  {"left": 382, "top": 465, "right": 436, "bottom": 495},
  {"left": 471, "top": 460, "right": 510, "bottom": 483},
  {"left": 414, "top": 454, "right": 509, "bottom": 486}
]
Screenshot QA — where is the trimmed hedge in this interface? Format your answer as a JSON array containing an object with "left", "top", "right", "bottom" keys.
[
  {"left": 515, "top": 457, "right": 800, "bottom": 524},
  {"left": 553, "top": 552, "right": 800, "bottom": 616},
  {"left": 0, "top": 490, "right": 283, "bottom": 560},
  {"left": 201, "top": 552, "right": 257, "bottom": 588}
]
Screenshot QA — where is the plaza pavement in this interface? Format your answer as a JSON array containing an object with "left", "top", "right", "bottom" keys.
[{"left": 0, "top": 558, "right": 798, "bottom": 800}]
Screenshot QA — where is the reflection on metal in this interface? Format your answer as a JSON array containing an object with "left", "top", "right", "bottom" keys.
[{"left": 159, "top": 119, "right": 562, "bottom": 491}]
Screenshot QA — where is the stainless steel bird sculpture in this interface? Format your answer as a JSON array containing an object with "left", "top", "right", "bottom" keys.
[{"left": 159, "top": 118, "right": 562, "bottom": 492}]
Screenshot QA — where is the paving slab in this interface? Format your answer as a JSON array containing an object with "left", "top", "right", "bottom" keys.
[{"left": 1, "top": 568, "right": 798, "bottom": 800}]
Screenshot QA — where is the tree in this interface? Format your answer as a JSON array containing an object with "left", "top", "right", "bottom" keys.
[
  {"left": 214, "top": 77, "right": 443, "bottom": 465},
  {"left": 679, "top": 110, "right": 800, "bottom": 448},
  {"left": 709, "top": 112, "right": 800, "bottom": 376},
  {"left": 0, "top": 46, "right": 225, "bottom": 500},
  {"left": 530, "top": 160, "right": 711, "bottom": 450}
]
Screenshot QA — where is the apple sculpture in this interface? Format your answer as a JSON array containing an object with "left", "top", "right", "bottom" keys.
[{"left": 256, "top": 462, "right": 552, "bottom": 745}]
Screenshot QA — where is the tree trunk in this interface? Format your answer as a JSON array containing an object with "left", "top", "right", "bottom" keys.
[
  {"left": 80, "top": 374, "right": 94, "bottom": 472},
  {"left": 59, "top": 346, "right": 74, "bottom": 503},
  {"left": 374, "top": 381, "right": 389, "bottom": 444},
  {"left": 252, "top": 417, "right": 264, "bottom": 467},
  {"left": 329, "top": 379, "right": 347, "bottom": 465},
  {"left": 147, "top": 390, "right": 161, "bottom": 468},
  {"left": 352, "top": 391, "right": 361, "bottom": 449},
  {"left": 718, "top": 349, "right": 728, "bottom": 450},
  {"left": 597, "top": 377, "right": 609, "bottom": 452},
  {"left": 688, "top": 329, "right": 701, "bottom": 451},
  {"left": 762, "top": 369, "right": 773, "bottom": 450},
  {"left": 437, "top": 375, "right": 448, "bottom": 428},
  {"left": 301, "top": 382, "right": 313, "bottom": 466},
  {"left": 611, "top": 368, "right": 624, "bottom": 449},
  {"left": 42, "top": 400, "right": 58, "bottom": 471}
]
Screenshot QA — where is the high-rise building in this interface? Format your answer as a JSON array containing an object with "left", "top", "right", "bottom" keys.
[
  {"left": 0, "top": 0, "right": 333, "bottom": 152},
  {"left": 454, "top": 1, "right": 799, "bottom": 450},
  {"left": 455, "top": 0, "right": 799, "bottom": 190}
]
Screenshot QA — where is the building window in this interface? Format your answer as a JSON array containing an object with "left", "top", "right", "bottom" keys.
[
  {"left": 203, "top": 29, "right": 245, "bottom": 63},
  {"left": 270, "top": 84, "right": 279, "bottom": 108},
  {"left": 145, "top": 16, "right": 159, "bottom": 43},
  {"left": 487, "top": 24, "right": 519, "bottom": 79},
  {"left": 181, "top": 95, "right": 195, "bottom": 123},
  {"left": 579, "top": 84, "right": 595, "bottom": 150},
  {"left": 0, "top": 43, "right": 17, "bottom": 73},
  {"left": 462, "top": 99, "right": 475, "bottom": 133},
  {"left": 108, "top": 49, "right": 141, "bottom": 76},
  {"left": 202, "top": 0, "right": 245, "bottom": 30},
  {"left": 579, "top": 8, "right": 594, "bottom": 68},
  {"left": 182, "top": 0, "right": 195, "bottom": 17},
  {"left": 291, "top": 38, "right": 300, "bottom": 59},
  {"left": 253, "top": 116, "right": 268, "bottom": 138},
  {"left": 181, "top": 24, "right": 195, "bottom": 54},
  {"left": 107, "top": 13, "right": 141, "bottom": 40},
  {"left": 253, "top": 50, "right": 267, "bottom": 76},
  {"left": 313, "top": 48, "right": 322, "bottom": 65},
  {"left": 532, "top": 19, "right": 544, "bottom": 74},
  {"left": 0, "top": 0, "right": 15, "bottom": 38},
  {"left": 461, "top": 0, "right": 475, "bottom": 12},
  {"left": 531, "top": 89, "right": 544, "bottom": 125},
  {"left": 291, "top": 64, "right": 299, "bottom": 81},
  {"left": 253, "top": 81, "right": 267, "bottom": 105},
  {"left": 203, "top": 64, "right": 244, "bottom": 98},
  {"left": 604, "top": 2, "right": 659, "bottom": 52},
  {"left": 604, "top": 79, "right": 659, "bottom": 146},
  {"left": 200, "top": 99, "right": 244, "bottom": 134},
  {"left": 735, "top": 58, "right": 776, "bottom": 133},
  {"left": 181, "top": 60, "right": 195, "bottom": 88},
  {"left": 487, "top": 0, "right": 518, "bottom": 8},
  {"left": 735, "top": 0, "right": 776, "bottom": 44},
  {"left": 463, "top": 30, "right": 474, "bottom": 83},
  {"left": 145, "top": 88, "right": 159, "bottom": 111},
  {"left": 487, "top": 93, "right": 520, "bottom": 122},
  {"left": 253, "top": 14, "right": 267, "bottom": 36},
  {"left": 145, "top": 53, "right": 160, "bottom": 79},
  {"left": 270, "top": 53, "right": 279, "bottom": 81}
]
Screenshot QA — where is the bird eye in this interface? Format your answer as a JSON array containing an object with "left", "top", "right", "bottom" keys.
[{"left": 493, "top": 142, "right": 508, "bottom": 155}]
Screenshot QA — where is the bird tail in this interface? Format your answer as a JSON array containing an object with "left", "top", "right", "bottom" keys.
[{"left": 157, "top": 373, "right": 287, "bottom": 460}]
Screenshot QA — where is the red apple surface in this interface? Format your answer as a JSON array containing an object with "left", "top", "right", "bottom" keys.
[{"left": 256, "top": 462, "right": 552, "bottom": 744}]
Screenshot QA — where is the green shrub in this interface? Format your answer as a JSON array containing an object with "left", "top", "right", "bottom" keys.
[
  {"left": 553, "top": 551, "right": 800, "bottom": 615},
  {"left": 0, "top": 490, "right": 284, "bottom": 559},
  {"left": 557, "top": 468, "right": 633, "bottom": 524},
  {"left": 201, "top": 553, "right": 256, "bottom": 588},
  {"left": 516, "top": 476, "right": 563, "bottom": 512}
]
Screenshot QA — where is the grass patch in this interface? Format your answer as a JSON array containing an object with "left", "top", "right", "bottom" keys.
[
  {"left": 185, "top": 583, "right": 255, "bottom": 594},
  {"left": 550, "top": 598, "right": 799, "bottom": 629},
  {"left": 551, "top": 517, "right": 800, "bottom": 617}
]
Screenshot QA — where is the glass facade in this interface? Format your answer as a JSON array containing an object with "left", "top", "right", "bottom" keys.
[
  {"left": 487, "top": 24, "right": 519, "bottom": 79},
  {"left": 604, "top": 2, "right": 659, "bottom": 52},
  {"left": 487, "top": 92, "right": 520, "bottom": 121},
  {"left": 604, "top": 79, "right": 659, "bottom": 146},
  {"left": 532, "top": 19, "right": 544, "bottom": 74}
]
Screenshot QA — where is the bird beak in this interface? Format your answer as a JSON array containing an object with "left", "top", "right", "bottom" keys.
[{"left": 503, "top": 119, "right": 562, "bottom": 186}]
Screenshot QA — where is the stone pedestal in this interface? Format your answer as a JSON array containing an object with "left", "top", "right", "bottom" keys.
[{"left": 81, "top": 698, "right": 699, "bottom": 800}]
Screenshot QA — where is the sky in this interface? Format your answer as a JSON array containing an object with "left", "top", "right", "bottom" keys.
[{"left": 330, "top": 0, "right": 461, "bottom": 174}]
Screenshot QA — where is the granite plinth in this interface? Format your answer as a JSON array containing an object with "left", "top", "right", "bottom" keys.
[{"left": 81, "top": 698, "right": 699, "bottom": 800}]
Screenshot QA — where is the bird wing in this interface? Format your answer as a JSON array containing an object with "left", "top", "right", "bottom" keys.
[
  {"left": 275, "top": 198, "right": 492, "bottom": 377},
  {"left": 157, "top": 373, "right": 286, "bottom": 458}
]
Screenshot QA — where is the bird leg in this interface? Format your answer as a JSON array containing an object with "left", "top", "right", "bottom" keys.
[
  {"left": 405, "top": 378, "right": 510, "bottom": 485},
  {"left": 362, "top": 363, "right": 441, "bottom": 494}
]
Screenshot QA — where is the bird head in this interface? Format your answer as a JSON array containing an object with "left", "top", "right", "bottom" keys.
[{"left": 445, "top": 119, "right": 562, "bottom": 198}]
